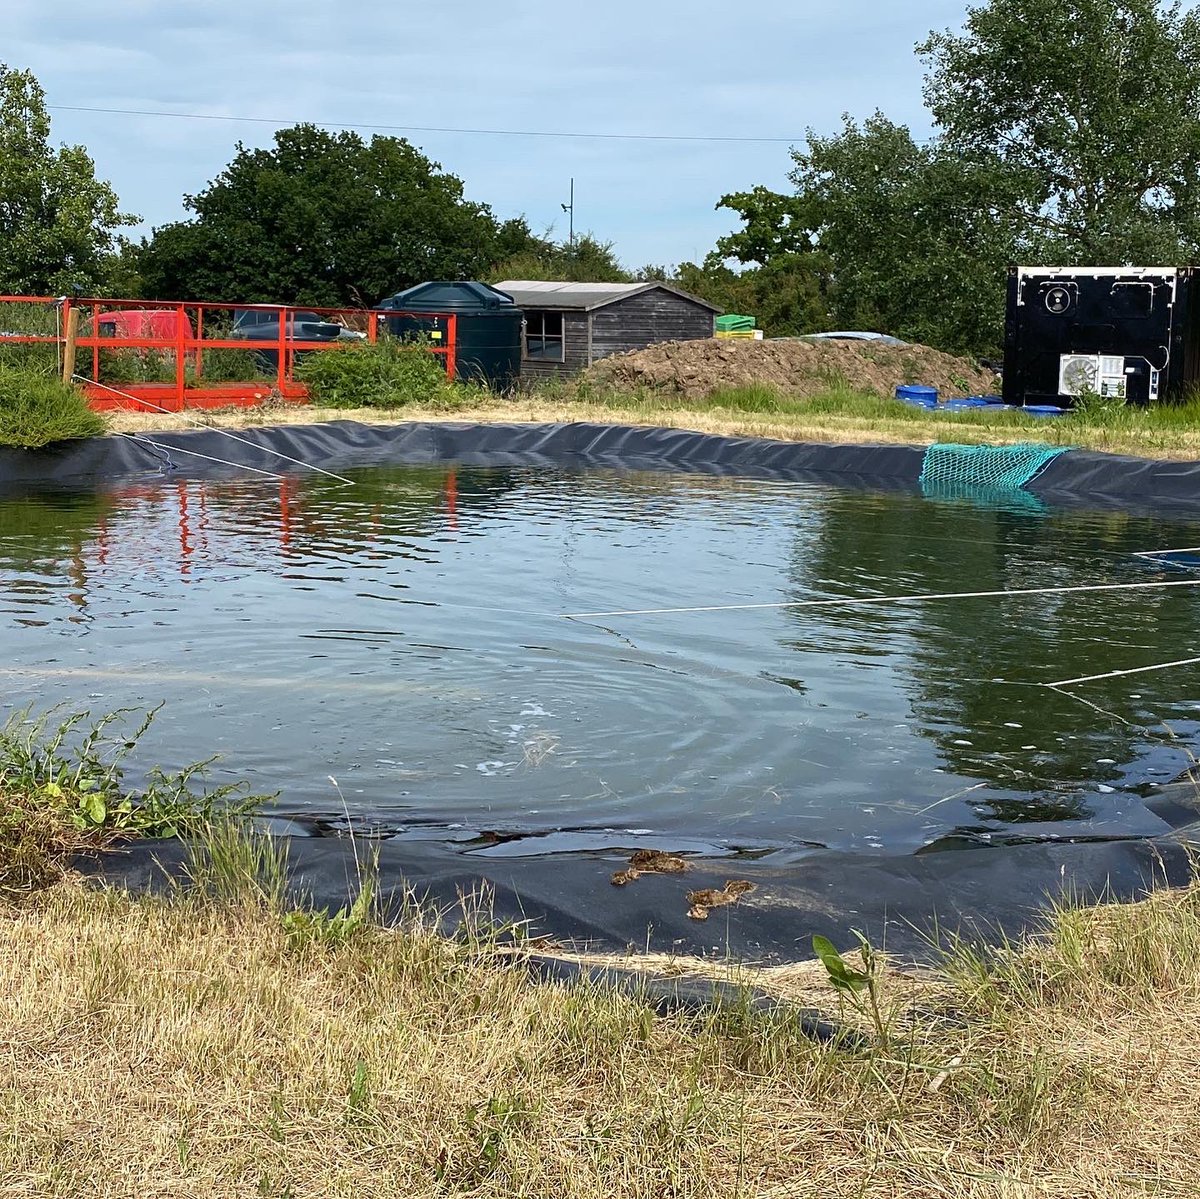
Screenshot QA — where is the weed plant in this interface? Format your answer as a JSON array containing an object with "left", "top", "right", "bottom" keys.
[
  {"left": 296, "top": 338, "right": 480, "bottom": 409},
  {"left": 193, "top": 345, "right": 272, "bottom": 385},
  {"left": 0, "top": 705, "right": 265, "bottom": 896}
]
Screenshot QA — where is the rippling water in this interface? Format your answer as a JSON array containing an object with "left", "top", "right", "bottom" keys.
[{"left": 2, "top": 462, "right": 1199, "bottom": 858}]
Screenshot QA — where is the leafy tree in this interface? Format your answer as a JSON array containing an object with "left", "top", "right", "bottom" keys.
[
  {"left": 699, "top": 0, "right": 1200, "bottom": 355},
  {"left": 919, "top": 0, "right": 1200, "bottom": 263},
  {"left": 668, "top": 259, "right": 829, "bottom": 337},
  {"left": 701, "top": 186, "right": 833, "bottom": 335},
  {"left": 489, "top": 232, "right": 631, "bottom": 284},
  {"left": 0, "top": 64, "right": 135, "bottom": 295},
  {"left": 631, "top": 189, "right": 832, "bottom": 336},
  {"left": 788, "top": 114, "right": 1031, "bottom": 355},
  {"left": 139, "top": 125, "right": 516, "bottom": 306}
]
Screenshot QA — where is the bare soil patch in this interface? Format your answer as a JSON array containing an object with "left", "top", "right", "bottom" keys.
[{"left": 584, "top": 337, "right": 998, "bottom": 400}]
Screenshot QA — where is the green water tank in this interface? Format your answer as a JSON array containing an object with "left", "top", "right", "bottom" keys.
[{"left": 377, "top": 281, "right": 524, "bottom": 392}]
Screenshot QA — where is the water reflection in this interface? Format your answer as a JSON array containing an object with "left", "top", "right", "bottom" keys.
[{"left": 790, "top": 488, "right": 1200, "bottom": 839}]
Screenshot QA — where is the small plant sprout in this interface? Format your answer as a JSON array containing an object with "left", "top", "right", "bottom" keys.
[{"left": 812, "top": 930, "right": 890, "bottom": 1047}]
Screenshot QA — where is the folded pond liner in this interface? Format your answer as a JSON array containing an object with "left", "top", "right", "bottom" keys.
[
  {"left": 4, "top": 420, "right": 1200, "bottom": 513},
  {"left": 9, "top": 419, "right": 1200, "bottom": 968}
]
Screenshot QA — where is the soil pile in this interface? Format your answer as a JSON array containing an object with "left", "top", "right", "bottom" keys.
[{"left": 584, "top": 337, "right": 997, "bottom": 400}]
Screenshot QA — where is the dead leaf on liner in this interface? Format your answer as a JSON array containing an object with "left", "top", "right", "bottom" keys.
[
  {"left": 610, "top": 849, "right": 690, "bottom": 887},
  {"left": 686, "top": 880, "right": 755, "bottom": 921}
]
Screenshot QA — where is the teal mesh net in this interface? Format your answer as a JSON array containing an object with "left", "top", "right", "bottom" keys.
[{"left": 920, "top": 442, "right": 1069, "bottom": 497}]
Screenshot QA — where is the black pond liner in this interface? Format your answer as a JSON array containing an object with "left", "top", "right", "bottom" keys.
[{"left": 8, "top": 420, "right": 1200, "bottom": 976}]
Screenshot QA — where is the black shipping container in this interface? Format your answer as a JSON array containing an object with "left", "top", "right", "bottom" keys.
[{"left": 1003, "top": 266, "right": 1200, "bottom": 406}]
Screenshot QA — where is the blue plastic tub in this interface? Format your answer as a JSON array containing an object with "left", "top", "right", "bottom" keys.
[
  {"left": 1023, "top": 404, "right": 1068, "bottom": 417},
  {"left": 896, "top": 384, "right": 938, "bottom": 408}
]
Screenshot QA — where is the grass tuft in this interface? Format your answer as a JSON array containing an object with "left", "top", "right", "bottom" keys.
[{"left": 0, "top": 363, "right": 105, "bottom": 448}]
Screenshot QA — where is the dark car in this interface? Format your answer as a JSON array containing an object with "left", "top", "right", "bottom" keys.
[{"left": 230, "top": 307, "right": 365, "bottom": 371}]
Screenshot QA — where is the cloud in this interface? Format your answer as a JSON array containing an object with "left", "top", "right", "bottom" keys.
[{"left": 10, "top": 0, "right": 966, "bottom": 269}]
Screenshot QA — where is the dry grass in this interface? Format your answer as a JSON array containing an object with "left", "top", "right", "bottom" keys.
[
  {"left": 2, "top": 873, "right": 1200, "bottom": 1198},
  {"left": 102, "top": 389, "right": 1200, "bottom": 461}
]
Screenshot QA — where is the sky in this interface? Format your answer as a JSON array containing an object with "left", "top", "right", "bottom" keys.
[{"left": 8, "top": 0, "right": 969, "bottom": 271}]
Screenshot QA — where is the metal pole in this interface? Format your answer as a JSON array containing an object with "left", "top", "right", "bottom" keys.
[{"left": 562, "top": 178, "right": 575, "bottom": 247}]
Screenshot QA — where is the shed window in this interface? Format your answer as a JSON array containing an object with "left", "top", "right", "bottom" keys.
[{"left": 525, "top": 311, "right": 564, "bottom": 361}]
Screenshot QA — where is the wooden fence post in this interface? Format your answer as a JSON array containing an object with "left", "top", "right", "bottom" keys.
[{"left": 61, "top": 306, "right": 80, "bottom": 385}]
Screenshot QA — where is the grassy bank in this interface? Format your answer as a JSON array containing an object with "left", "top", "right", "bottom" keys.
[
  {"left": 2, "top": 710, "right": 1200, "bottom": 1196},
  {"left": 5, "top": 858, "right": 1200, "bottom": 1196},
  {"left": 103, "top": 382, "right": 1200, "bottom": 461}
]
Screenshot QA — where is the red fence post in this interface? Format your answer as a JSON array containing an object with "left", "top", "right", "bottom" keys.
[
  {"left": 174, "top": 303, "right": 187, "bottom": 411},
  {"left": 445, "top": 314, "right": 457, "bottom": 381},
  {"left": 277, "top": 305, "right": 287, "bottom": 394}
]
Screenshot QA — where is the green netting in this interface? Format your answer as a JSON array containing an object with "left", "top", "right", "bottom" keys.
[{"left": 920, "top": 442, "right": 1070, "bottom": 494}]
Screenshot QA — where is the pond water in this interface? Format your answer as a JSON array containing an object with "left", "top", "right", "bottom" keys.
[{"left": 2, "top": 462, "right": 1199, "bottom": 860}]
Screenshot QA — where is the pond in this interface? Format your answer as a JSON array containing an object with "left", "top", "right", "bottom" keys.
[{"left": 2, "top": 462, "right": 1198, "bottom": 860}]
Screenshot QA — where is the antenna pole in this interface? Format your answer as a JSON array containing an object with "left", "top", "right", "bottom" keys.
[{"left": 562, "top": 178, "right": 575, "bottom": 247}]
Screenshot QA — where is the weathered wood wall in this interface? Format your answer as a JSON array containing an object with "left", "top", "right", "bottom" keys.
[{"left": 590, "top": 291, "right": 715, "bottom": 361}]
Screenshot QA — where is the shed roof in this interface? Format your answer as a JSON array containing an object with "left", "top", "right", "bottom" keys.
[{"left": 495, "top": 280, "right": 721, "bottom": 313}]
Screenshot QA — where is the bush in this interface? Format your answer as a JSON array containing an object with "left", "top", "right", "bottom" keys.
[
  {"left": 294, "top": 339, "right": 466, "bottom": 409},
  {"left": 0, "top": 364, "right": 105, "bottom": 448},
  {"left": 193, "top": 345, "right": 271, "bottom": 384},
  {"left": 96, "top": 348, "right": 177, "bottom": 385}
]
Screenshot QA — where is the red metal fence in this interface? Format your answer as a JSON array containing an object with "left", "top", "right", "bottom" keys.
[{"left": 0, "top": 295, "right": 458, "bottom": 413}]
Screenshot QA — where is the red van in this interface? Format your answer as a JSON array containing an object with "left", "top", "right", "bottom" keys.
[{"left": 92, "top": 309, "right": 196, "bottom": 342}]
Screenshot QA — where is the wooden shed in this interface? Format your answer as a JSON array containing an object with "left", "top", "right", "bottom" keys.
[{"left": 495, "top": 281, "right": 721, "bottom": 380}]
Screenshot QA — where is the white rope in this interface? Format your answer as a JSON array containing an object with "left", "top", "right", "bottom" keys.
[
  {"left": 559, "top": 577, "right": 1200, "bottom": 620},
  {"left": 123, "top": 433, "right": 286, "bottom": 480},
  {"left": 77, "top": 375, "right": 356, "bottom": 486},
  {"left": 1132, "top": 546, "right": 1200, "bottom": 557},
  {"left": 1044, "top": 656, "right": 1200, "bottom": 689}
]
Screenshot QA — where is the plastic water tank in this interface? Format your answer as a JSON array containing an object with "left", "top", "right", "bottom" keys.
[{"left": 377, "top": 281, "right": 523, "bottom": 392}]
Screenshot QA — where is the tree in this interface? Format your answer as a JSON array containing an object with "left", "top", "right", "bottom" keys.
[
  {"left": 0, "top": 64, "right": 135, "bottom": 295},
  {"left": 139, "top": 125, "right": 515, "bottom": 306},
  {"left": 700, "top": 0, "right": 1200, "bottom": 356},
  {"left": 919, "top": 0, "right": 1200, "bottom": 262},
  {"left": 698, "top": 186, "right": 833, "bottom": 335},
  {"left": 635, "top": 187, "right": 833, "bottom": 337},
  {"left": 788, "top": 114, "right": 1032, "bottom": 355},
  {"left": 489, "top": 232, "right": 632, "bottom": 284}
]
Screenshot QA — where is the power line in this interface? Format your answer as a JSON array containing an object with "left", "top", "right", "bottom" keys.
[{"left": 46, "top": 103, "right": 802, "bottom": 145}]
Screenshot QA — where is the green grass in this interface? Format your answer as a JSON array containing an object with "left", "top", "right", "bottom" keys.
[
  {"left": 0, "top": 362, "right": 105, "bottom": 448},
  {"left": 521, "top": 378, "right": 1200, "bottom": 458}
]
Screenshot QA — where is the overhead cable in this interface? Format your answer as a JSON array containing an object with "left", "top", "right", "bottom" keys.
[{"left": 47, "top": 103, "right": 802, "bottom": 145}]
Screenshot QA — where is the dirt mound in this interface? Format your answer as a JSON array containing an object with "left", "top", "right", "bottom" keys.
[{"left": 584, "top": 337, "right": 997, "bottom": 400}]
